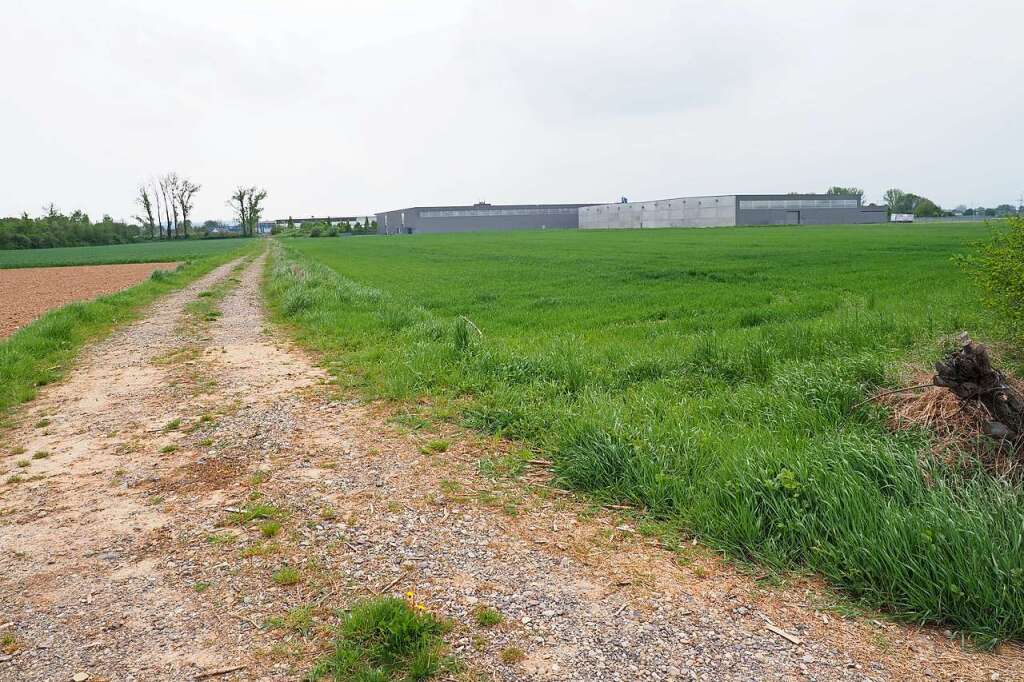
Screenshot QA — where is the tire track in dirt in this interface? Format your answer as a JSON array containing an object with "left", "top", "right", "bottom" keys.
[{"left": 1, "top": 255, "right": 1020, "bottom": 681}]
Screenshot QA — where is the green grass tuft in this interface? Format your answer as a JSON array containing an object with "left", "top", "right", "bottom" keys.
[
  {"left": 229, "top": 503, "right": 282, "bottom": 525},
  {"left": 272, "top": 566, "right": 300, "bottom": 586},
  {"left": 473, "top": 606, "right": 503, "bottom": 627},
  {"left": 306, "top": 597, "right": 455, "bottom": 681},
  {"left": 419, "top": 439, "right": 449, "bottom": 455}
]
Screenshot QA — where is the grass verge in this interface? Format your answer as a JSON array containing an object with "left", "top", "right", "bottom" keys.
[
  {"left": 265, "top": 231, "right": 1024, "bottom": 646},
  {"left": 0, "top": 242, "right": 257, "bottom": 418}
]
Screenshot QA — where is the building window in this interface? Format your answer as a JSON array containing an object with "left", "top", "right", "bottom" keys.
[
  {"left": 419, "top": 207, "right": 578, "bottom": 218},
  {"left": 739, "top": 199, "right": 858, "bottom": 210}
]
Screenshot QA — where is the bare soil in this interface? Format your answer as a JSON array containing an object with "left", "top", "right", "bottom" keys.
[
  {"left": 0, "top": 262, "right": 178, "bottom": 338},
  {"left": 1, "top": 254, "right": 1021, "bottom": 681}
]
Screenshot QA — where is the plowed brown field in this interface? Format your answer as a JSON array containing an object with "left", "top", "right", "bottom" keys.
[{"left": 0, "top": 262, "right": 178, "bottom": 338}]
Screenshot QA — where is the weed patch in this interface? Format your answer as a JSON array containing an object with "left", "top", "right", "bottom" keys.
[
  {"left": 473, "top": 606, "right": 503, "bottom": 627},
  {"left": 228, "top": 503, "right": 282, "bottom": 525},
  {"left": 272, "top": 566, "right": 300, "bottom": 586},
  {"left": 306, "top": 597, "right": 455, "bottom": 681}
]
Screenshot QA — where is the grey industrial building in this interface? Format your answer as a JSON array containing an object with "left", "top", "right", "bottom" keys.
[
  {"left": 375, "top": 202, "right": 596, "bottom": 234},
  {"left": 579, "top": 194, "right": 888, "bottom": 229}
]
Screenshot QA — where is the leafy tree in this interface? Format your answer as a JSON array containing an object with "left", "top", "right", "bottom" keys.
[
  {"left": 883, "top": 188, "right": 907, "bottom": 212},
  {"left": 228, "top": 186, "right": 268, "bottom": 237},
  {"left": 0, "top": 209, "right": 143, "bottom": 249},
  {"left": 913, "top": 198, "right": 942, "bottom": 217},
  {"left": 826, "top": 186, "right": 864, "bottom": 198},
  {"left": 961, "top": 216, "right": 1024, "bottom": 343}
]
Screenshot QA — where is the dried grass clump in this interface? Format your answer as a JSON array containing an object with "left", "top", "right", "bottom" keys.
[{"left": 879, "top": 373, "right": 1024, "bottom": 479}]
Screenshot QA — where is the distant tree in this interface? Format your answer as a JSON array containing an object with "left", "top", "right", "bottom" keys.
[
  {"left": 246, "top": 188, "right": 267, "bottom": 236},
  {"left": 913, "top": 197, "right": 942, "bottom": 217},
  {"left": 884, "top": 188, "right": 939, "bottom": 214},
  {"left": 287, "top": 216, "right": 295, "bottom": 231},
  {"left": 826, "top": 186, "right": 864, "bottom": 199},
  {"left": 159, "top": 174, "right": 179, "bottom": 238},
  {"left": 0, "top": 209, "right": 142, "bottom": 249},
  {"left": 228, "top": 186, "right": 268, "bottom": 237},
  {"left": 135, "top": 185, "right": 157, "bottom": 239},
  {"left": 174, "top": 178, "right": 201, "bottom": 238},
  {"left": 995, "top": 204, "right": 1017, "bottom": 216},
  {"left": 963, "top": 208, "right": 976, "bottom": 216},
  {"left": 985, "top": 207, "right": 997, "bottom": 217},
  {"left": 883, "top": 188, "right": 907, "bottom": 212}
]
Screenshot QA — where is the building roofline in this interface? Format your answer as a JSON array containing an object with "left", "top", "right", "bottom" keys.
[
  {"left": 584, "top": 193, "right": 863, "bottom": 207},
  {"left": 376, "top": 203, "right": 599, "bottom": 213}
]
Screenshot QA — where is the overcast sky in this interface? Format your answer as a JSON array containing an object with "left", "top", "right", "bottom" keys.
[{"left": 1, "top": 0, "right": 1021, "bottom": 221}]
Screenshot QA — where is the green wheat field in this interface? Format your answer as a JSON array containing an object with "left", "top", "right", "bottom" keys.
[
  {"left": 267, "top": 223, "right": 1024, "bottom": 644},
  {"left": 0, "top": 238, "right": 248, "bottom": 268}
]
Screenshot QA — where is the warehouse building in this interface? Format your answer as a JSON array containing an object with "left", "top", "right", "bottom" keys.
[
  {"left": 579, "top": 194, "right": 887, "bottom": 229},
  {"left": 376, "top": 202, "right": 596, "bottom": 234}
]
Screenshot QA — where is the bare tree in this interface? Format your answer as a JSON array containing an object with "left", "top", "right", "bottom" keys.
[
  {"left": 174, "top": 178, "right": 201, "bottom": 238},
  {"left": 159, "top": 173, "right": 180, "bottom": 238},
  {"left": 135, "top": 185, "right": 157, "bottom": 239},
  {"left": 152, "top": 179, "right": 166, "bottom": 239}
]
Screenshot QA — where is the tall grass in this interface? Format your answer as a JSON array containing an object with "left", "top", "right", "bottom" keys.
[
  {"left": 0, "top": 243, "right": 255, "bottom": 416},
  {"left": 266, "top": 225, "right": 1024, "bottom": 645}
]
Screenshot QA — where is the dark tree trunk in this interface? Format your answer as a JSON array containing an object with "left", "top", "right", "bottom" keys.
[{"left": 934, "top": 335, "right": 1024, "bottom": 442}]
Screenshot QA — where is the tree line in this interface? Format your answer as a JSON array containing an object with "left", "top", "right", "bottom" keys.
[
  {"left": 827, "top": 186, "right": 1020, "bottom": 218},
  {"left": 277, "top": 216, "right": 377, "bottom": 237},
  {"left": 0, "top": 205, "right": 142, "bottom": 250},
  {"left": 0, "top": 178, "right": 270, "bottom": 250}
]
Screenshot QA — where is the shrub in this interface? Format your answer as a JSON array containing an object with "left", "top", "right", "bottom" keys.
[
  {"left": 962, "top": 216, "right": 1024, "bottom": 343},
  {"left": 309, "top": 227, "right": 323, "bottom": 238}
]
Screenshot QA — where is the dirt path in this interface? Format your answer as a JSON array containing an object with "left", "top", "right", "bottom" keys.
[{"left": 1, "top": 255, "right": 1020, "bottom": 681}]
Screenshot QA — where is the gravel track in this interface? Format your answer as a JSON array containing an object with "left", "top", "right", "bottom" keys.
[{"left": 0, "top": 254, "right": 1020, "bottom": 681}]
